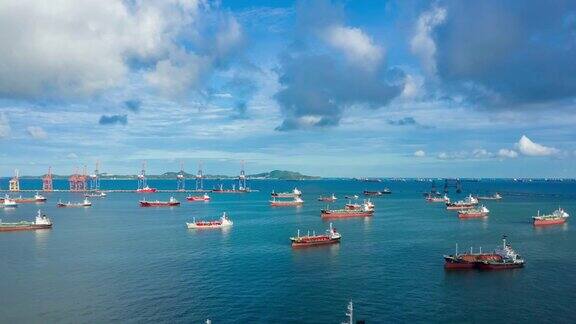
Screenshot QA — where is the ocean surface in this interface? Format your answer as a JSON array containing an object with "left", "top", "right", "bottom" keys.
[{"left": 1, "top": 179, "right": 576, "bottom": 323}]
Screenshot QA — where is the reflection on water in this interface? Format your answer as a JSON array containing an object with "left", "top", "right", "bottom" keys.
[
  {"left": 534, "top": 223, "right": 569, "bottom": 233},
  {"left": 34, "top": 229, "right": 51, "bottom": 249}
]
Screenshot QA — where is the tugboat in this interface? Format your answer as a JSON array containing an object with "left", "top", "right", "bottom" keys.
[
  {"left": 136, "top": 186, "right": 157, "bottom": 193},
  {"left": 458, "top": 205, "right": 490, "bottom": 219},
  {"left": 186, "top": 212, "right": 233, "bottom": 229},
  {"left": 318, "top": 194, "right": 337, "bottom": 202},
  {"left": 444, "top": 236, "right": 524, "bottom": 270},
  {"left": 57, "top": 198, "right": 92, "bottom": 207},
  {"left": 290, "top": 223, "right": 341, "bottom": 248},
  {"left": 321, "top": 202, "right": 374, "bottom": 219},
  {"left": 532, "top": 208, "right": 569, "bottom": 226},
  {"left": 270, "top": 197, "right": 304, "bottom": 207},
  {"left": 446, "top": 194, "right": 478, "bottom": 210},
  {"left": 0, "top": 196, "right": 18, "bottom": 208},
  {"left": 476, "top": 193, "right": 502, "bottom": 200},
  {"left": 271, "top": 188, "right": 302, "bottom": 198},
  {"left": 186, "top": 193, "right": 211, "bottom": 202},
  {"left": 0, "top": 210, "right": 52, "bottom": 232},
  {"left": 139, "top": 197, "right": 180, "bottom": 207}
]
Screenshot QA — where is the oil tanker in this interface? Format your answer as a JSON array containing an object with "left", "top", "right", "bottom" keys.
[{"left": 290, "top": 223, "right": 341, "bottom": 248}]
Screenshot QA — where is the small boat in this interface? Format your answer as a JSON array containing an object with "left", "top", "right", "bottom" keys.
[
  {"left": 476, "top": 193, "right": 502, "bottom": 200},
  {"left": 381, "top": 188, "right": 392, "bottom": 194},
  {"left": 57, "top": 198, "right": 92, "bottom": 207},
  {"left": 0, "top": 196, "right": 18, "bottom": 208},
  {"left": 344, "top": 195, "right": 359, "bottom": 200},
  {"left": 271, "top": 188, "right": 302, "bottom": 198},
  {"left": 0, "top": 210, "right": 52, "bottom": 232},
  {"left": 318, "top": 194, "right": 337, "bottom": 202},
  {"left": 85, "top": 191, "right": 107, "bottom": 198},
  {"left": 290, "top": 223, "right": 341, "bottom": 248},
  {"left": 270, "top": 197, "right": 304, "bottom": 207},
  {"left": 321, "top": 202, "right": 374, "bottom": 219},
  {"left": 186, "top": 193, "right": 211, "bottom": 202},
  {"left": 140, "top": 197, "right": 180, "bottom": 207},
  {"left": 446, "top": 194, "right": 478, "bottom": 210},
  {"left": 458, "top": 205, "right": 490, "bottom": 219},
  {"left": 425, "top": 194, "right": 450, "bottom": 203},
  {"left": 532, "top": 208, "right": 569, "bottom": 226},
  {"left": 136, "top": 186, "right": 157, "bottom": 193},
  {"left": 186, "top": 212, "right": 233, "bottom": 229},
  {"left": 444, "top": 236, "right": 524, "bottom": 270}
]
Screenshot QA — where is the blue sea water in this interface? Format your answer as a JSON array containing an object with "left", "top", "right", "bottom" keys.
[{"left": 1, "top": 179, "right": 576, "bottom": 323}]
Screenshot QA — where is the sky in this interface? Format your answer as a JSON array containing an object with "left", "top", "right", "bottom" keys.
[{"left": 0, "top": 0, "right": 575, "bottom": 178}]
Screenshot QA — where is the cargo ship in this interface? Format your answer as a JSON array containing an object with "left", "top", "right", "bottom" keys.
[
  {"left": 11, "top": 192, "right": 47, "bottom": 203},
  {"left": 186, "top": 193, "right": 211, "bottom": 202},
  {"left": 57, "top": 198, "right": 92, "bottom": 207},
  {"left": 140, "top": 197, "right": 180, "bottom": 207},
  {"left": 85, "top": 191, "right": 107, "bottom": 198},
  {"left": 444, "top": 236, "right": 524, "bottom": 270},
  {"left": 425, "top": 194, "right": 450, "bottom": 203},
  {"left": 290, "top": 223, "right": 341, "bottom": 248},
  {"left": 270, "top": 197, "right": 304, "bottom": 207},
  {"left": 446, "top": 194, "right": 478, "bottom": 210},
  {"left": 532, "top": 208, "right": 569, "bottom": 226},
  {"left": 271, "top": 188, "right": 302, "bottom": 198},
  {"left": 321, "top": 202, "right": 374, "bottom": 219},
  {"left": 345, "top": 199, "right": 374, "bottom": 211},
  {"left": 0, "top": 210, "right": 52, "bottom": 232},
  {"left": 186, "top": 212, "right": 233, "bottom": 229},
  {"left": 476, "top": 193, "right": 502, "bottom": 200},
  {"left": 458, "top": 205, "right": 490, "bottom": 219},
  {"left": 363, "top": 188, "right": 391, "bottom": 196},
  {"left": 0, "top": 196, "right": 18, "bottom": 208},
  {"left": 136, "top": 186, "right": 157, "bottom": 193},
  {"left": 318, "top": 194, "right": 337, "bottom": 202}
]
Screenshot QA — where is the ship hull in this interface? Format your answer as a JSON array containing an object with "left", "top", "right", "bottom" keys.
[
  {"left": 140, "top": 202, "right": 180, "bottom": 207},
  {"left": 186, "top": 223, "right": 230, "bottom": 229},
  {"left": 58, "top": 204, "right": 91, "bottom": 208},
  {"left": 321, "top": 211, "right": 373, "bottom": 219},
  {"left": 446, "top": 205, "right": 475, "bottom": 210},
  {"left": 270, "top": 203, "right": 303, "bottom": 207},
  {"left": 136, "top": 189, "right": 157, "bottom": 193},
  {"left": 477, "top": 262, "right": 524, "bottom": 270},
  {"left": 186, "top": 197, "right": 210, "bottom": 202},
  {"left": 0, "top": 224, "right": 52, "bottom": 232},
  {"left": 14, "top": 199, "right": 46, "bottom": 203},
  {"left": 291, "top": 238, "right": 340, "bottom": 248},
  {"left": 458, "top": 212, "right": 488, "bottom": 219},
  {"left": 533, "top": 219, "right": 567, "bottom": 226},
  {"left": 444, "top": 261, "right": 476, "bottom": 270}
]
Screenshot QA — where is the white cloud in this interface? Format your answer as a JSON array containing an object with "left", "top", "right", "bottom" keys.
[
  {"left": 322, "top": 25, "right": 384, "bottom": 71},
  {"left": 0, "top": 113, "right": 11, "bottom": 138},
  {"left": 67, "top": 153, "right": 78, "bottom": 159},
  {"left": 410, "top": 6, "right": 446, "bottom": 76},
  {"left": 414, "top": 150, "right": 426, "bottom": 157},
  {"left": 26, "top": 126, "right": 48, "bottom": 139},
  {"left": 516, "top": 135, "right": 559, "bottom": 156},
  {"left": 472, "top": 148, "right": 494, "bottom": 159},
  {"left": 498, "top": 148, "right": 518, "bottom": 158}
]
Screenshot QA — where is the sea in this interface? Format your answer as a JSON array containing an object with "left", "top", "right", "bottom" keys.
[{"left": 1, "top": 178, "right": 575, "bottom": 323}]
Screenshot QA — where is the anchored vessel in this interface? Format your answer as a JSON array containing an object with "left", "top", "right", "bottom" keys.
[
  {"left": 458, "top": 205, "right": 490, "bottom": 219},
  {"left": 270, "top": 197, "right": 304, "bottom": 207},
  {"left": 10, "top": 192, "right": 47, "bottom": 203},
  {"left": 446, "top": 194, "right": 478, "bottom": 210},
  {"left": 136, "top": 186, "right": 157, "bottom": 193},
  {"left": 533, "top": 208, "right": 569, "bottom": 226},
  {"left": 425, "top": 194, "right": 450, "bottom": 203},
  {"left": 186, "top": 212, "right": 233, "bottom": 229},
  {"left": 321, "top": 201, "right": 374, "bottom": 219},
  {"left": 271, "top": 188, "right": 302, "bottom": 198},
  {"left": 290, "top": 223, "right": 341, "bottom": 248},
  {"left": 0, "top": 196, "right": 18, "bottom": 208},
  {"left": 57, "top": 198, "right": 92, "bottom": 207},
  {"left": 0, "top": 210, "right": 52, "bottom": 232},
  {"left": 318, "top": 194, "right": 337, "bottom": 202},
  {"left": 186, "top": 193, "right": 211, "bottom": 202},
  {"left": 345, "top": 199, "right": 374, "bottom": 211},
  {"left": 476, "top": 193, "right": 502, "bottom": 200},
  {"left": 85, "top": 191, "right": 107, "bottom": 198},
  {"left": 140, "top": 197, "right": 180, "bottom": 207},
  {"left": 444, "top": 236, "right": 524, "bottom": 270}
]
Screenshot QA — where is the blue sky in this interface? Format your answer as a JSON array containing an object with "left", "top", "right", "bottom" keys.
[{"left": 1, "top": 0, "right": 575, "bottom": 178}]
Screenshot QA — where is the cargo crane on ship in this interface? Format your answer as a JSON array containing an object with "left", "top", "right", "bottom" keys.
[
  {"left": 444, "top": 178, "right": 462, "bottom": 194},
  {"left": 89, "top": 161, "right": 100, "bottom": 191},
  {"left": 137, "top": 161, "right": 157, "bottom": 193},
  {"left": 42, "top": 167, "right": 53, "bottom": 192},
  {"left": 195, "top": 162, "right": 204, "bottom": 191},
  {"left": 238, "top": 160, "right": 247, "bottom": 191},
  {"left": 69, "top": 166, "right": 87, "bottom": 192}
]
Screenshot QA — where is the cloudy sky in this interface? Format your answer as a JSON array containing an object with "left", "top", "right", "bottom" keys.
[{"left": 1, "top": 0, "right": 575, "bottom": 178}]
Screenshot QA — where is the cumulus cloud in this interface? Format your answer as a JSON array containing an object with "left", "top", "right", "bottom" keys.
[
  {"left": 26, "top": 126, "right": 47, "bottom": 139},
  {"left": 410, "top": 6, "right": 446, "bottom": 76},
  {"left": 498, "top": 149, "right": 518, "bottom": 159},
  {"left": 516, "top": 135, "right": 559, "bottom": 156},
  {"left": 0, "top": 0, "right": 243, "bottom": 102},
  {"left": 437, "top": 149, "right": 498, "bottom": 160},
  {"left": 0, "top": 113, "right": 10, "bottom": 138},
  {"left": 321, "top": 25, "right": 384, "bottom": 71},
  {"left": 274, "top": 1, "right": 404, "bottom": 131},
  {"left": 99, "top": 115, "right": 128, "bottom": 126},
  {"left": 414, "top": 150, "right": 426, "bottom": 157}
]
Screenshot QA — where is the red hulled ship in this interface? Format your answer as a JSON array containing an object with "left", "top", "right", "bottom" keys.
[
  {"left": 446, "top": 194, "right": 478, "bottom": 210},
  {"left": 321, "top": 201, "right": 374, "bottom": 219},
  {"left": 270, "top": 197, "right": 304, "bottom": 207},
  {"left": 444, "top": 236, "right": 524, "bottom": 270},
  {"left": 458, "top": 205, "right": 490, "bottom": 219},
  {"left": 532, "top": 208, "right": 569, "bottom": 226},
  {"left": 186, "top": 193, "right": 211, "bottom": 202},
  {"left": 139, "top": 197, "right": 180, "bottom": 207},
  {"left": 290, "top": 223, "right": 341, "bottom": 248}
]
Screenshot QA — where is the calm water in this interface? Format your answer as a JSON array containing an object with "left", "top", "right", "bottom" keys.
[{"left": 1, "top": 179, "right": 576, "bottom": 323}]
